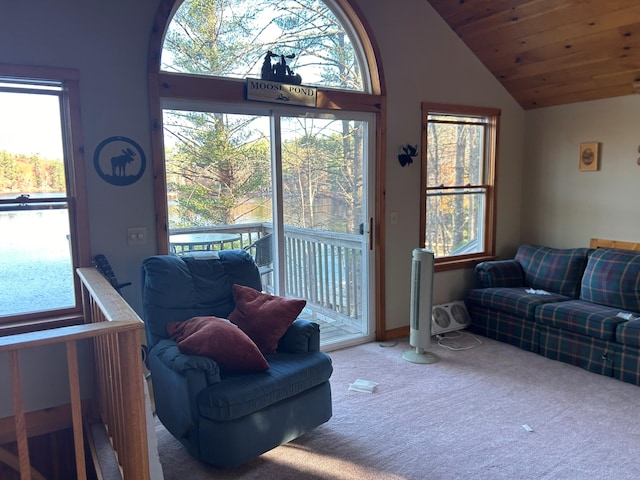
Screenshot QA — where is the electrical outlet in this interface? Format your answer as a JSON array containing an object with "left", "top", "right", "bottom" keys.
[
  {"left": 390, "top": 212, "right": 398, "bottom": 225},
  {"left": 127, "top": 227, "right": 147, "bottom": 245}
]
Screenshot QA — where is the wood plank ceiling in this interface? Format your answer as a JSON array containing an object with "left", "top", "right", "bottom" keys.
[{"left": 425, "top": 0, "right": 640, "bottom": 109}]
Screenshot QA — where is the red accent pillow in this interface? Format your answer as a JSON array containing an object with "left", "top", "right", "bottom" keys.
[
  {"left": 167, "top": 316, "right": 269, "bottom": 373},
  {"left": 227, "top": 284, "right": 306, "bottom": 354}
]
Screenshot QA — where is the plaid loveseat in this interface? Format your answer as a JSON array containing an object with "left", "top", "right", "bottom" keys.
[{"left": 466, "top": 245, "right": 640, "bottom": 385}]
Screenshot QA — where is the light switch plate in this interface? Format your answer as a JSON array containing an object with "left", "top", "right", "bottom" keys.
[{"left": 127, "top": 227, "right": 147, "bottom": 245}]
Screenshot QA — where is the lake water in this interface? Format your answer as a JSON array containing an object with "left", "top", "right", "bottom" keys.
[{"left": 0, "top": 208, "right": 75, "bottom": 316}]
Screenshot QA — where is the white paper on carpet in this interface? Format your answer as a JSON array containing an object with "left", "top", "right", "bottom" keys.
[{"left": 348, "top": 379, "right": 378, "bottom": 393}]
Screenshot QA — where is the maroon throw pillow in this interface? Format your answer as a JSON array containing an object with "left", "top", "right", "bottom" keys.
[
  {"left": 167, "top": 316, "right": 269, "bottom": 373},
  {"left": 227, "top": 284, "right": 306, "bottom": 354}
]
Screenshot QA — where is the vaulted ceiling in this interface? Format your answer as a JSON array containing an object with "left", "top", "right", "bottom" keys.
[{"left": 425, "top": 0, "right": 640, "bottom": 109}]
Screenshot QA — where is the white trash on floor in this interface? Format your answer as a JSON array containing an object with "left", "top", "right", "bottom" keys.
[{"left": 348, "top": 379, "right": 378, "bottom": 393}]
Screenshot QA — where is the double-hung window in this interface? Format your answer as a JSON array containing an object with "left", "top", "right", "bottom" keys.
[
  {"left": 421, "top": 103, "right": 499, "bottom": 270},
  {"left": 0, "top": 65, "right": 90, "bottom": 333}
]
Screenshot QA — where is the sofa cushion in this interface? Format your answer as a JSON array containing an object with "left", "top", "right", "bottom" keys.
[
  {"left": 514, "top": 245, "right": 590, "bottom": 297},
  {"left": 616, "top": 319, "right": 640, "bottom": 348},
  {"left": 580, "top": 248, "right": 640, "bottom": 311},
  {"left": 466, "top": 287, "right": 572, "bottom": 320},
  {"left": 197, "top": 351, "right": 333, "bottom": 422},
  {"left": 228, "top": 284, "right": 306, "bottom": 354},
  {"left": 537, "top": 300, "right": 629, "bottom": 341},
  {"left": 167, "top": 316, "right": 269, "bottom": 373}
]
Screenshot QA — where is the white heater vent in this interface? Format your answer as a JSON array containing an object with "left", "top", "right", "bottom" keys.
[{"left": 431, "top": 301, "right": 471, "bottom": 335}]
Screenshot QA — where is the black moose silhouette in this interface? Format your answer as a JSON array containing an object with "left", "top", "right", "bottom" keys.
[
  {"left": 398, "top": 144, "right": 418, "bottom": 167},
  {"left": 111, "top": 148, "right": 136, "bottom": 176},
  {"left": 260, "top": 50, "right": 302, "bottom": 85}
]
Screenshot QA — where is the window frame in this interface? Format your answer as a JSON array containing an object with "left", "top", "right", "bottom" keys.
[
  {"left": 149, "top": 0, "right": 388, "bottom": 340},
  {"left": 0, "top": 64, "right": 91, "bottom": 335},
  {"left": 420, "top": 102, "right": 500, "bottom": 272}
]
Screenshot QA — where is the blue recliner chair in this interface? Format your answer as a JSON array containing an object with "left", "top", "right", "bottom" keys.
[{"left": 141, "top": 250, "right": 333, "bottom": 468}]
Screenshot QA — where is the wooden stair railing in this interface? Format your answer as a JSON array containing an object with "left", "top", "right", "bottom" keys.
[{"left": 0, "top": 267, "right": 150, "bottom": 479}]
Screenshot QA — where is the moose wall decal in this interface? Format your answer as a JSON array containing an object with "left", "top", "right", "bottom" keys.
[
  {"left": 94, "top": 136, "right": 146, "bottom": 186},
  {"left": 398, "top": 144, "right": 418, "bottom": 167},
  {"left": 111, "top": 147, "right": 137, "bottom": 176}
]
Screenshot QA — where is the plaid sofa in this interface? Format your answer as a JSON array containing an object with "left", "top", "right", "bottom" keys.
[{"left": 466, "top": 245, "right": 640, "bottom": 385}]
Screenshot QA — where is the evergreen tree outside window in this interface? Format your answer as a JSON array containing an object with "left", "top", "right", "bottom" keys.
[{"left": 162, "top": 0, "right": 367, "bottom": 92}]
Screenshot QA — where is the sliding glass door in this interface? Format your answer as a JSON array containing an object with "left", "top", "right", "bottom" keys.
[{"left": 163, "top": 104, "right": 374, "bottom": 349}]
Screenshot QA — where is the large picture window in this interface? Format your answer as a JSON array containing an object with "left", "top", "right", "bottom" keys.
[
  {"left": 421, "top": 103, "right": 499, "bottom": 270},
  {"left": 150, "top": 0, "right": 383, "bottom": 348},
  {"left": 0, "top": 66, "right": 90, "bottom": 332}
]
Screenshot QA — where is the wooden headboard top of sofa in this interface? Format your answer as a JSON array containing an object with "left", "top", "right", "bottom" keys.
[{"left": 590, "top": 238, "right": 640, "bottom": 251}]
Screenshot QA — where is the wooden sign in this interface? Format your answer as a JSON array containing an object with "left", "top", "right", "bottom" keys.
[{"left": 245, "top": 78, "right": 317, "bottom": 107}]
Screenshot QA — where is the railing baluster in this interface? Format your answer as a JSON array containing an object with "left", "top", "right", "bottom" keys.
[
  {"left": 9, "top": 350, "right": 30, "bottom": 480},
  {"left": 66, "top": 340, "right": 86, "bottom": 480}
]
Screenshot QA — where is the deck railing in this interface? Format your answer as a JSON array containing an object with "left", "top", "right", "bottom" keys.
[
  {"left": 282, "top": 225, "right": 364, "bottom": 323},
  {"left": 170, "top": 223, "right": 365, "bottom": 325},
  {"left": 0, "top": 267, "right": 150, "bottom": 479}
]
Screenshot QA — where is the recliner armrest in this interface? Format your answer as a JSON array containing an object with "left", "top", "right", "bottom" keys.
[
  {"left": 278, "top": 319, "right": 321, "bottom": 353},
  {"left": 154, "top": 339, "right": 221, "bottom": 385},
  {"left": 149, "top": 340, "right": 221, "bottom": 439}
]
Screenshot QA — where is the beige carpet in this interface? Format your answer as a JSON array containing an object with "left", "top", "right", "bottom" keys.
[{"left": 155, "top": 334, "right": 640, "bottom": 479}]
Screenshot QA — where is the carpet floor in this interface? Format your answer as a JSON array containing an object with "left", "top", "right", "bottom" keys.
[{"left": 155, "top": 334, "right": 640, "bottom": 479}]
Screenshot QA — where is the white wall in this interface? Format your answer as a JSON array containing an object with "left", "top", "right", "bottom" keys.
[
  {"left": 352, "top": 0, "right": 525, "bottom": 330},
  {"left": 523, "top": 95, "right": 640, "bottom": 248}
]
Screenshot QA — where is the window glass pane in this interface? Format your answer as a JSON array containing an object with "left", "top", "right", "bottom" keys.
[
  {"left": 0, "top": 83, "right": 74, "bottom": 319},
  {"left": 425, "top": 189, "right": 485, "bottom": 258},
  {"left": 426, "top": 120, "right": 484, "bottom": 187},
  {"left": 280, "top": 116, "right": 364, "bottom": 233},
  {"left": 163, "top": 110, "right": 272, "bottom": 230},
  {"left": 280, "top": 115, "right": 369, "bottom": 332},
  {"left": 0, "top": 205, "right": 74, "bottom": 316},
  {"left": 162, "top": 0, "right": 365, "bottom": 91},
  {"left": 0, "top": 91, "right": 66, "bottom": 195},
  {"left": 427, "top": 113, "right": 485, "bottom": 124}
]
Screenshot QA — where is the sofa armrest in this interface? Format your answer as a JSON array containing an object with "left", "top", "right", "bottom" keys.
[
  {"left": 277, "top": 319, "right": 321, "bottom": 353},
  {"left": 475, "top": 259, "right": 524, "bottom": 288},
  {"left": 149, "top": 339, "right": 221, "bottom": 438}
]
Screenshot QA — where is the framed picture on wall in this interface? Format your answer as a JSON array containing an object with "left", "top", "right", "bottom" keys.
[{"left": 579, "top": 142, "right": 599, "bottom": 171}]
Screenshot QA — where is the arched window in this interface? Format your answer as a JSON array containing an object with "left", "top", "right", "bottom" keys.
[
  {"left": 149, "top": 0, "right": 385, "bottom": 348},
  {"left": 162, "top": 0, "right": 370, "bottom": 92}
]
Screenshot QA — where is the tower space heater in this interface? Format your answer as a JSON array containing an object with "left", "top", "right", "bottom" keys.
[{"left": 403, "top": 248, "right": 439, "bottom": 364}]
